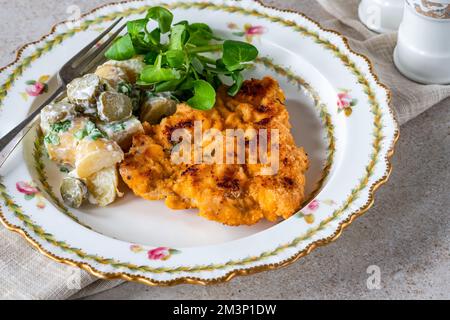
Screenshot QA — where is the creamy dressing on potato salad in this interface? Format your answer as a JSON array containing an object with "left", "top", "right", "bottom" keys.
[{"left": 40, "top": 57, "right": 178, "bottom": 208}]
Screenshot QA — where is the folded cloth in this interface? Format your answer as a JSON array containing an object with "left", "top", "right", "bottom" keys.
[{"left": 1, "top": 0, "right": 449, "bottom": 300}]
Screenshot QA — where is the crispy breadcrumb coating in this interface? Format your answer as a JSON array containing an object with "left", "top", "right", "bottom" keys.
[{"left": 120, "top": 77, "right": 309, "bottom": 226}]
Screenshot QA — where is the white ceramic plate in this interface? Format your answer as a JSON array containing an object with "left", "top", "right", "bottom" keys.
[{"left": 0, "top": 0, "right": 398, "bottom": 285}]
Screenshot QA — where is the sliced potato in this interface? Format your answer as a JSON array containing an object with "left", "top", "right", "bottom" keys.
[
  {"left": 97, "top": 91, "right": 133, "bottom": 123},
  {"left": 86, "top": 166, "right": 122, "bottom": 207},
  {"left": 140, "top": 94, "right": 177, "bottom": 124},
  {"left": 95, "top": 64, "right": 130, "bottom": 90},
  {"left": 103, "top": 56, "right": 145, "bottom": 83},
  {"left": 45, "top": 117, "right": 90, "bottom": 166},
  {"left": 66, "top": 74, "right": 102, "bottom": 111},
  {"left": 75, "top": 138, "right": 124, "bottom": 179},
  {"left": 96, "top": 116, "right": 144, "bottom": 150},
  {"left": 60, "top": 177, "right": 88, "bottom": 208},
  {"left": 40, "top": 100, "right": 77, "bottom": 134}
]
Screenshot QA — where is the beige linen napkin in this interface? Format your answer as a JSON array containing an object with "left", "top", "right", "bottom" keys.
[{"left": 0, "top": 0, "right": 449, "bottom": 300}]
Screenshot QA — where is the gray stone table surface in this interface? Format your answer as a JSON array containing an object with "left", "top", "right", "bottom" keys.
[{"left": 0, "top": 0, "right": 448, "bottom": 300}]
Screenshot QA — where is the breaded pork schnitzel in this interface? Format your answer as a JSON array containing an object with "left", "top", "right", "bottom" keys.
[{"left": 120, "top": 77, "right": 309, "bottom": 226}]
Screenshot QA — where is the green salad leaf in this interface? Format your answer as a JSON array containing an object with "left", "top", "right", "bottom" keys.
[
  {"left": 187, "top": 23, "right": 216, "bottom": 46},
  {"left": 165, "top": 50, "right": 185, "bottom": 68},
  {"left": 144, "top": 51, "right": 159, "bottom": 65},
  {"left": 146, "top": 6, "right": 174, "bottom": 34},
  {"left": 127, "top": 19, "right": 148, "bottom": 36},
  {"left": 140, "top": 54, "right": 181, "bottom": 83},
  {"left": 228, "top": 72, "right": 244, "bottom": 96},
  {"left": 187, "top": 80, "right": 216, "bottom": 110},
  {"left": 222, "top": 40, "right": 259, "bottom": 71},
  {"left": 169, "top": 24, "right": 188, "bottom": 50},
  {"left": 105, "top": 6, "right": 259, "bottom": 109},
  {"left": 126, "top": 19, "right": 157, "bottom": 53},
  {"left": 105, "top": 34, "right": 136, "bottom": 61}
]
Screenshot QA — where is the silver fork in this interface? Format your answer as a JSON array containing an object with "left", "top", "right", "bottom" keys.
[{"left": 0, "top": 18, "right": 126, "bottom": 167}]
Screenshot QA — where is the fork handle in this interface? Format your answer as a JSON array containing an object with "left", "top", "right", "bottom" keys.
[{"left": 0, "top": 85, "right": 65, "bottom": 167}]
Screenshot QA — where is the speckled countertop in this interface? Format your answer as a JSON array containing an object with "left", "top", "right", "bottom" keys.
[{"left": 0, "top": 0, "right": 448, "bottom": 300}]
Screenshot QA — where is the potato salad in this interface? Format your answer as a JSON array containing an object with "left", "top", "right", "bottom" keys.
[{"left": 40, "top": 57, "right": 177, "bottom": 208}]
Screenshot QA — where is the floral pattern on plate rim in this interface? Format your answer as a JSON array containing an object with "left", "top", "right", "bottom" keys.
[
  {"left": 20, "top": 75, "right": 50, "bottom": 101},
  {"left": 227, "top": 22, "right": 266, "bottom": 43},
  {"left": 16, "top": 181, "right": 46, "bottom": 209},
  {"left": 337, "top": 89, "right": 358, "bottom": 117},
  {"left": 130, "top": 245, "right": 181, "bottom": 261},
  {"left": 297, "top": 199, "right": 336, "bottom": 224}
]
